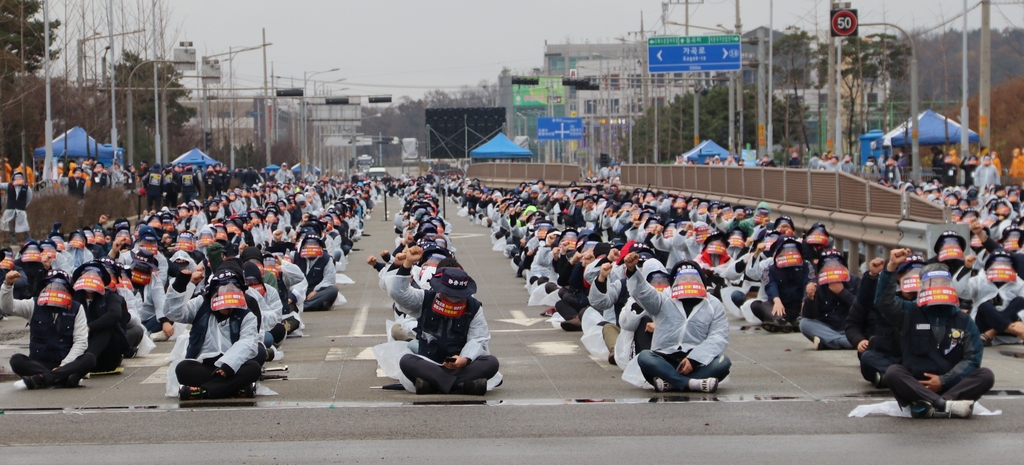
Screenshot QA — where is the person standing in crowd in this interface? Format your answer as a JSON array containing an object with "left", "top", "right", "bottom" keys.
[
  {"left": 145, "top": 164, "right": 164, "bottom": 211},
  {"left": 180, "top": 165, "right": 201, "bottom": 202},
  {"left": 973, "top": 156, "right": 1000, "bottom": 188},
  {"left": 0, "top": 172, "right": 33, "bottom": 244}
]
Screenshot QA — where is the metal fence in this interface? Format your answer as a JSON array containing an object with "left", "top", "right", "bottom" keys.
[{"left": 618, "top": 163, "right": 954, "bottom": 271}]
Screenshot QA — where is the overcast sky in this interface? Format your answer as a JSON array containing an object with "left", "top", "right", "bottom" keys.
[{"left": 161, "top": 0, "right": 1021, "bottom": 100}]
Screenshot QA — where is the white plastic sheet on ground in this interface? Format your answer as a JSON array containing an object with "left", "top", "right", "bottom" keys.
[
  {"left": 165, "top": 330, "right": 191, "bottom": 365},
  {"left": 528, "top": 285, "right": 556, "bottom": 307},
  {"left": 136, "top": 332, "right": 157, "bottom": 357},
  {"left": 848, "top": 400, "right": 1002, "bottom": 418},
  {"left": 621, "top": 356, "right": 653, "bottom": 389},
  {"left": 721, "top": 285, "right": 745, "bottom": 319},
  {"left": 457, "top": 206, "right": 469, "bottom": 217},
  {"left": 371, "top": 340, "right": 503, "bottom": 393},
  {"left": 547, "top": 312, "right": 565, "bottom": 329},
  {"left": 332, "top": 292, "right": 348, "bottom": 308},
  {"left": 335, "top": 273, "right": 355, "bottom": 285},
  {"left": 579, "top": 309, "right": 610, "bottom": 358}
]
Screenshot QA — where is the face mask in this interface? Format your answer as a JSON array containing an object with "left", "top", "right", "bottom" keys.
[
  {"left": 937, "top": 240, "right": 964, "bottom": 262},
  {"left": 140, "top": 242, "right": 159, "bottom": 255},
  {"left": 300, "top": 242, "right": 323, "bottom": 258},
  {"left": 900, "top": 269, "right": 922, "bottom": 293},
  {"left": 211, "top": 284, "right": 248, "bottom": 312},
  {"left": 73, "top": 271, "right": 106, "bottom": 295},
  {"left": 178, "top": 236, "right": 196, "bottom": 252},
  {"left": 774, "top": 245, "right": 803, "bottom": 268},
  {"left": 706, "top": 242, "right": 727, "bottom": 256},
  {"left": 38, "top": 284, "right": 73, "bottom": 310},
  {"left": 917, "top": 270, "right": 959, "bottom": 307},
  {"left": 986, "top": 258, "right": 1016, "bottom": 283},
  {"left": 818, "top": 259, "right": 850, "bottom": 285},
  {"left": 647, "top": 273, "right": 671, "bottom": 292},
  {"left": 431, "top": 294, "right": 467, "bottom": 318},
  {"left": 130, "top": 265, "right": 153, "bottom": 286},
  {"left": 21, "top": 247, "right": 41, "bottom": 263},
  {"left": 806, "top": 232, "right": 829, "bottom": 246},
  {"left": 670, "top": 268, "right": 707, "bottom": 300}
]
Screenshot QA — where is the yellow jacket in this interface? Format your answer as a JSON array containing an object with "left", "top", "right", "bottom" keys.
[{"left": 1010, "top": 150, "right": 1024, "bottom": 177}]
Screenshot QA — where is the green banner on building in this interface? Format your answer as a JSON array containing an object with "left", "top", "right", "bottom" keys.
[{"left": 514, "top": 77, "right": 565, "bottom": 107}]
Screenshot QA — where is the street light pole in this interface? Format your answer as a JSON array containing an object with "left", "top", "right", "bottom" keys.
[
  {"left": 767, "top": 0, "right": 773, "bottom": 159},
  {"left": 862, "top": 23, "right": 919, "bottom": 180},
  {"left": 152, "top": 0, "right": 161, "bottom": 165},
  {"left": 961, "top": 0, "right": 970, "bottom": 159},
  {"left": 108, "top": 0, "right": 117, "bottom": 155},
  {"left": 302, "top": 68, "right": 340, "bottom": 178}
]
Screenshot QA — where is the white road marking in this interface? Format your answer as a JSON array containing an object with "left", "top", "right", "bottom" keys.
[
  {"left": 140, "top": 366, "right": 168, "bottom": 384},
  {"left": 349, "top": 305, "right": 370, "bottom": 336},
  {"left": 528, "top": 341, "right": 580, "bottom": 356},
  {"left": 495, "top": 310, "right": 548, "bottom": 327}
]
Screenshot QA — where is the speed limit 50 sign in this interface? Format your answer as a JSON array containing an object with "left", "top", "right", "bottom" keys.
[{"left": 830, "top": 9, "right": 858, "bottom": 37}]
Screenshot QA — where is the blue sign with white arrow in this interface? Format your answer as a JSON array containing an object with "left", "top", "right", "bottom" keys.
[
  {"left": 647, "top": 35, "right": 742, "bottom": 73},
  {"left": 537, "top": 117, "right": 585, "bottom": 140}
]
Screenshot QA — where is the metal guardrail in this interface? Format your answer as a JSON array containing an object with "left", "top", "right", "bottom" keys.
[
  {"left": 618, "top": 164, "right": 953, "bottom": 270},
  {"left": 466, "top": 163, "right": 581, "bottom": 188}
]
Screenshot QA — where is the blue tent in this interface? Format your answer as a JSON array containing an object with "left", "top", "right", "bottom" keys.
[
  {"left": 171, "top": 148, "right": 222, "bottom": 169},
  {"left": 33, "top": 126, "right": 124, "bottom": 166},
  {"left": 292, "top": 164, "right": 321, "bottom": 175},
  {"left": 880, "top": 110, "right": 980, "bottom": 148},
  {"left": 264, "top": 164, "right": 281, "bottom": 174},
  {"left": 677, "top": 140, "right": 731, "bottom": 164},
  {"left": 470, "top": 133, "right": 532, "bottom": 160}
]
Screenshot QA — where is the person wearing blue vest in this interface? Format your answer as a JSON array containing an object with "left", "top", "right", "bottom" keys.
[
  {"left": 875, "top": 248, "right": 995, "bottom": 418},
  {"left": 165, "top": 263, "right": 262, "bottom": 400},
  {"left": 2, "top": 269, "right": 96, "bottom": 389},
  {"left": 389, "top": 246, "right": 499, "bottom": 395}
]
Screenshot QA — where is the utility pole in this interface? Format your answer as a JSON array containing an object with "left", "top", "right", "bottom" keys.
[
  {"left": 263, "top": 28, "right": 272, "bottom": 166},
  {"left": 767, "top": 0, "right": 774, "bottom": 159},
  {"left": 735, "top": 0, "right": 744, "bottom": 154},
  {"left": 43, "top": 0, "right": 53, "bottom": 181},
  {"left": 836, "top": 36, "right": 843, "bottom": 157},
  {"left": 757, "top": 28, "right": 766, "bottom": 158},
  {"left": 827, "top": 14, "right": 837, "bottom": 154},
  {"left": 152, "top": 0, "right": 161, "bottom": 165},
  {"left": 108, "top": 0, "right": 117, "bottom": 153},
  {"left": 961, "top": 0, "right": 970, "bottom": 158},
  {"left": 979, "top": 0, "right": 991, "bottom": 151}
]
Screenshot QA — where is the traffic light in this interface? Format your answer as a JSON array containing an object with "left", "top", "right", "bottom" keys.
[
  {"left": 204, "top": 131, "right": 213, "bottom": 150},
  {"left": 720, "top": 125, "right": 729, "bottom": 145},
  {"left": 325, "top": 97, "right": 350, "bottom": 105},
  {"left": 511, "top": 76, "right": 540, "bottom": 86},
  {"left": 368, "top": 96, "right": 392, "bottom": 103},
  {"left": 599, "top": 153, "right": 611, "bottom": 167},
  {"left": 562, "top": 78, "right": 599, "bottom": 91},
  {"left": 276, "top": 88, "right": 303, "bottom": 97}
]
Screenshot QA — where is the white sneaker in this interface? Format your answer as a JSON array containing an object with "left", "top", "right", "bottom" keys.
[
  {"left": 652, "top": 377, "right": 668, "bottom": 392},
  {"left": 812, "top": 336, "right": 823, "bottom": 350},
  {"left": 696, "top": 377, "right": 719, "bottom": 393},
  {"left": 150, "top": 331, "right": 169, "bottom": 342},
  {"left": 944, "top": 400, "right": 975, "bottom": 418}
]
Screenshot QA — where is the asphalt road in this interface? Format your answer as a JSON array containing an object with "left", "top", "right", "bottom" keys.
[{"left": 1, "top": 197, "right": 1023, "bottom": 463}]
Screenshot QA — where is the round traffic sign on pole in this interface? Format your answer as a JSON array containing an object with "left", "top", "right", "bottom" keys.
[{"left": 831, "top": 9, "right": 859, "bottom": 37}]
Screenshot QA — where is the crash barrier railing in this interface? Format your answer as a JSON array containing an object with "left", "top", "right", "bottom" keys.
[
  {"left": 467, "top": 163, "right": 581, "bottom": 188},
  {"left": 619, "top": 164, "right": 957, "bottom": 274}
]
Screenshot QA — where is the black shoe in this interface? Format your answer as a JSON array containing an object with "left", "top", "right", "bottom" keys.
[
  {"left": 560, "top": 317, "right": 583, "bottom": 332},
  {"left": 22, "top": 374, "right": 45, "bottom": 390},
  {"left": 233, "top": 384, "right": 256, "bottom": 399},
  {"left": 872, "top": 372, "right": 888, "bottom": 389},
  {"left": 458, "top": 378, "right": 488, "bottom": 396},
  {"left": 910, "top": 400, "right": 935, "bottom": 418},
  {"left": 179, "top": 386, "right": 209, "bottom": 401},
  {"left": 65, "top": 373, "right": 82, "bottom": 388},
  {"left": 414, "top": 378, "right": 437, "bottom": 395},
  {"left": 608, "top": 354, "right": 617, "bottom": 366}
]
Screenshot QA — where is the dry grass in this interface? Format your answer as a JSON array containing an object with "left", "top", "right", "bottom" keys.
[{"left": 24, "top": 188, "right": 142, "bottom": 237}]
